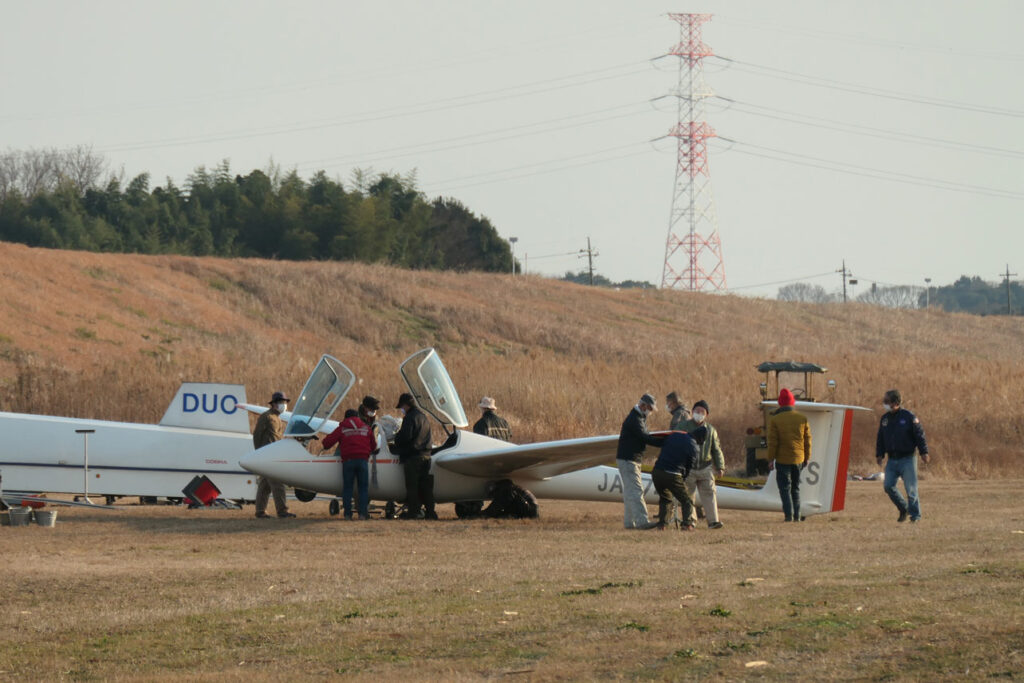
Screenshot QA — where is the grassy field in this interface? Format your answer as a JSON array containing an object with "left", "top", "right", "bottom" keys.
[{"left": 2, "top": 481, "right": 1022, "bottom": 680}]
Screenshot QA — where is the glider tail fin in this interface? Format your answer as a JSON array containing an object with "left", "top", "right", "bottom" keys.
[
  {"left": 793, "top": 405, "right": 855, "bottom": 515},
  {"left": 158, "top": 383, "right": 250, "bottom": 434}
]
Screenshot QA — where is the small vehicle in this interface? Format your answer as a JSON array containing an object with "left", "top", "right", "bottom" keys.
[{"left": 744, "top": 361, "right": 836, "bottom": 476}]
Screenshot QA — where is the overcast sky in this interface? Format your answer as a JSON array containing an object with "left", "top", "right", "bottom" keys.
[{"left": 3, "top": 0, "right": 1021, "bottom": 297}]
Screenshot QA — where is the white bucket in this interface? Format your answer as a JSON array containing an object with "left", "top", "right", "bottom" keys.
[
  {"left": 35, "top": 510, "right": 58, "bottom": 527},
  {"left": 9, "top": 508, "right": 33, "bottom": 527}
]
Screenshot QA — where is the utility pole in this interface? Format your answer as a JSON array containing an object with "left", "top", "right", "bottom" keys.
[
  {"left": 509, "top": 237, "right": 518, "bottom": 276},
  {"left": 837, "top": 260, "right": 851, "bottom": 303},
  {"left": 579, "top": 237, "right": 598, "bottom": 286},
  {"left": 1000, "top": 264, "right": 1017, "bottom": 315},
  {"left": 924, "top": 277, "right": 931, "bottom": 309}
]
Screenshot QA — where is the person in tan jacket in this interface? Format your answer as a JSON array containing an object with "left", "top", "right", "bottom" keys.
[{"left": 767, "top": 388, "right": 811, "bottom": 522}]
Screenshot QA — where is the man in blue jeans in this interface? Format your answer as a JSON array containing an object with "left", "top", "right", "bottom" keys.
[
  {"left": 322, "top": 409, "right": 379, "bottom": 520},
  {"left": 876, "top": 389, "right": 931, "bottom": 523}
]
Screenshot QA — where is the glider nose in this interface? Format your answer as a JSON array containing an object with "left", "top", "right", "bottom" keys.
[{"left": 238, "top": 439, "right": 302, "bottom": 479}]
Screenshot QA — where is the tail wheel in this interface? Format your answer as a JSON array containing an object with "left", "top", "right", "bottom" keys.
[{"left": 328, "top": 499, "right": 340, "bottom": 516}]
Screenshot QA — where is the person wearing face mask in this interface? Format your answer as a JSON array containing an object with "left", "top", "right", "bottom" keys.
[
  {"left": 767, "top": 388, "right": 811, "bottom": 522},
  {"left": 251, "top": 391, "right": 296, "bottom": 519},
  {"left": 876, "top": 389, "right": 930, "bottom": 523},
  {"left": 679, "top": 400, "right": 726, "bottom": 529},
  {"left": 666, "top": 391, "right": 690, "bottom": 430},
  {"left": 615, "top": 393, "right": 666, "bottom": 530},
  {"left": 392, "top": 392, "right": 436, "bottom": 520}
]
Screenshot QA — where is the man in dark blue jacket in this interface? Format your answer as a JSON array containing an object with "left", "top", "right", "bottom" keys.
[
  {"left": 616, "top": 393, "right": 666, "bottom": 529},
  {"left": 876, "top": 389, "right": 931, "bottom": 523},
  {"left": 651, "top": 427, "right": 704, "bottom": 530}
]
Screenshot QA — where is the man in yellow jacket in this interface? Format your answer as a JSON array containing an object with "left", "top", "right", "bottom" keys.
[{"left": 767, "top": 388, "right": 811, "bottom": 522}]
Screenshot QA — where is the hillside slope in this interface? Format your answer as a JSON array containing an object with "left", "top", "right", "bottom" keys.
[{"left": 2, "top": 242, "right": 1021, "bottom": 476}]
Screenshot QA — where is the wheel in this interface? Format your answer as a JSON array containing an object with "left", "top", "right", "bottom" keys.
[
  {"left": 329, "top": 499, "right": 340, "bottom": 516},
  {"left": 384, "top": 501, "right": 397, "bottom": 519},
  {"left": 294, "top": 489, "right": 317, "bottom": 503},
  {"left": 454, "top": 501, "right": 484, "bottom": 519}
]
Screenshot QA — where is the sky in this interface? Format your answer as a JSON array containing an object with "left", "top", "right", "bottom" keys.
[{"left": 3, "top": 0, "right": 1022, "bottom": 297}]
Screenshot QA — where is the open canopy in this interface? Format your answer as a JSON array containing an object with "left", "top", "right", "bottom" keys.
[
  {"left": 399, "top": 348, "right": 469, "bottom": 429},
  {"left": 284, "top": 355, "right": 356, "bottom": 437}
]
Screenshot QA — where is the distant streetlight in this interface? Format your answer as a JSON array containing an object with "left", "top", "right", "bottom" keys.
[
  {"left": 924, "top": 277, "right": 932, "bottom": 308},
  {"left": 509, "top": 237, "right": 518, "bottom": 275}
]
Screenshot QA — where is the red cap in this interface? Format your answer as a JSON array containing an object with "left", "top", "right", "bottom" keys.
[{"left": 778, "top": 389, "right": 795, "bottom": 407}]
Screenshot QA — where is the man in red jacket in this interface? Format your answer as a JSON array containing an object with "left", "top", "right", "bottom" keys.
[{"left": 322, "top": 409, "right": 379, "bottom": 520}]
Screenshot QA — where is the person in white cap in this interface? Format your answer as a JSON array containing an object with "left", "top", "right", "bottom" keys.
[{"left": 473, "top": 396, "right": 512, "bottom": 441}]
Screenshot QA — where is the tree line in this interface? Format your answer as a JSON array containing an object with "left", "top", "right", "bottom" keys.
[
  {"left": 777, "top": 276, "right": 1023, "bottom": 316},
  {"left": 0, "top": 147, "right": 514, "bottom": 272}
]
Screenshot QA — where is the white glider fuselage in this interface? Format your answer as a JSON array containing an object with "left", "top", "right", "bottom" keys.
[
  {"left": 241, "top": 390, "right": 860, "bottom": 517},
  {"left": 0, "top": 384, "right": 259, "bottom": 500}
]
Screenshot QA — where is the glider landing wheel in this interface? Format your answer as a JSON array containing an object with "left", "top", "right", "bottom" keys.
[
  {"left": 384, "top": 501, "right": 397, "bottom": 519},
  {"left": 454, "top": 501, "right": 484, "bottom": 519},
  {"left": 329, "top": 499, "right": 340, "bottom": 516},
  {"left": 294, "top": 489, "right": 317, "bottom": 503}
]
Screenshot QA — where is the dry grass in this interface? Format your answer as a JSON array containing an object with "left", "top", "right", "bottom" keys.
[
  {"left": 1, "top": 481, "right": 1022, "bottom": 680},
  {"left": 2, "top": 243, "right": 1024, "bottom": 476}
]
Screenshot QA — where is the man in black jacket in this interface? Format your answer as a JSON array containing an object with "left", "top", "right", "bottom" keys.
[
  {"left": 876, "top": 389, "right": 931, "bottom": 523},
  {"left": 616, "top": 393, "right": 666, "bottom": 529},
  {"left": 393, "top": 392, "right": 436, "bottom": 520}
]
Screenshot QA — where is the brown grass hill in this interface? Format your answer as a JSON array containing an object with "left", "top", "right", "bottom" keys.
[{"left": 1, "top": 241, "right": 1021, "bottom": 477}]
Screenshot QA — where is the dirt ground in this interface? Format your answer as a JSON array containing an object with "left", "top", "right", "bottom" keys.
[{"left": 1, "top": 480, "right": 1022, "bottom": 681}]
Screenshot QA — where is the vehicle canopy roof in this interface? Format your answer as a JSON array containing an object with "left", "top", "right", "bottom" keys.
[{"left": 756, "top": 361, "right": 828, "bottom": 374}]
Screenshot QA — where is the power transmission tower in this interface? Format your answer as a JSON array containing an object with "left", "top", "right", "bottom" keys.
[
  {"left": 579, "top": 237, "right": 598, "bottom": 285},
  {"left": 1000, "top": 264, "right": 1017, "bottom": 315},
  {"left": 661, "top": 13, "right": 726, "bottom": 292}
]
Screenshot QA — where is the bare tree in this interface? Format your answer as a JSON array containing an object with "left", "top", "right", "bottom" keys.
[
  {"left": 0, "top": 146, "right": 110, "bottom": 199},
  {"left": 857, "top": 284, "right": 923, "bottom": 309},
  {"left": 777, "top": 282, "right": 834, "bottom": 303}
]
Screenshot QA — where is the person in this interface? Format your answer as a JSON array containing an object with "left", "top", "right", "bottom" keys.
[
  {"left": 767, "top": 388, "right": 811, "bottom": 522},
  {"left": 322, "top": 408, "right": 379, "bottom": 520},
  {"left": 358, "top": 395, "right": 383, "bottom": 489},
  {"left": 876, "top": 389, "right": 930, "bottom": 523},
  {"left": 615, "top": 393, "right": 666, "bottom": 530},
  {"left": 680, "top": 400, "right": 726, "bottom": 529},
  {"left": 252, "top": 391, "right": 296, "bottom": 519},
  {"left": 481, "top": 479, "right": 539, "bottom": 519},
  {"left": 651, "top": 427, "right": 702, "bottom": 530},
  {"left": 473, "top": 396, "right": 512, "bottom": 441},
  {"left": 666, "top": 391, "right": 690, "bottom": 430},
  {"left": 392, "top": 392, "right": 436, "bottom": 520}
]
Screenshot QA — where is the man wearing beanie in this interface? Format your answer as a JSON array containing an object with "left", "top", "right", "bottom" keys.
[
  {"left": 679, "top": 399, "right": 726, "bottom": 529},
  {"left": 615, "top": 393, "right": 666, "bottom": 529},
  {"left": 767, "top": 388, "right": 811, "bottom": 522}
]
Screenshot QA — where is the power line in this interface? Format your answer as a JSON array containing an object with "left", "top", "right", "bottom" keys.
[
  {"left": 713, "top": 55, "right": 1024, "bottom": 118},
  {"left": 726, "top": 271, "right": 836, "bottom": 291},
  {"left": 714, "top": 16, "right": 1024, "bottom": 62},
  {"left": 712, "top": 138, "right": 1024, "bottom": 201},
  {"left": 713, "top": 95, "right": 1024, "bottom": 160},
  {"left": 97, "top": 62, "right": 651, "bottom": 154}
]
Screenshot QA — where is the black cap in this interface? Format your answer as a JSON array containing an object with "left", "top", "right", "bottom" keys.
[
  {"left": 269, "top": 391, "right": 291, "bottom": 405},
  {"left": 692, "top": 399, "right": 710, "bottom": 414},
  {"left": 361, "top": 395, "right": 381, "bottom": 411},
  {"left": 639, "top": 393, "right": 657, "bottom": 410},
  {"left": 396, "top": 392, "right": 415, "bottom": 409},
  {"left": 344, "top": 408, "right": 358, "bottom": 418}
]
